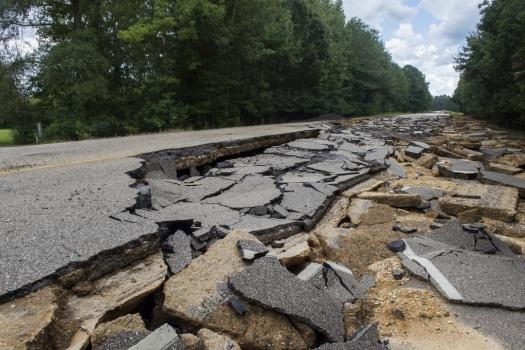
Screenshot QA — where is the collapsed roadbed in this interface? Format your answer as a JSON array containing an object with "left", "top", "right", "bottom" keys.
[{"left": 2, "top": 113, "right": 525, "bottom": 350}]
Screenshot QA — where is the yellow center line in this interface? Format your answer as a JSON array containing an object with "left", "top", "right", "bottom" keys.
[{"left": 0, "top": 153, "right": 139, "bottom": 176}]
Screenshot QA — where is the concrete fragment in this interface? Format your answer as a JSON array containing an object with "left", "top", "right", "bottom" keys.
[
  {"left": 162, "top": 230, "right": 193, "bottom": 274},
  {"left": 163, "top": 230, "right": 309, "bottom": 350},
  {"left": 341, "top": 179, "right": 384, "bottom": 198},
  {"left": 401, "top": 186, "right": 443, "bottom": 201},
  {"left": 438, "top": 183, "right": 518, "bottom": 222},
  {"left": 230, "top": 257, "right": 345, "bottom": 342},
  {"left": 495, "top": 152, "right": 525, "bottom": 168},
  {"left": 197, "top": 328, "right": 241, "bottom": 350},
  {"left": 269, "top": 233, "right": 311, "bottom": 267},
  {"left": 55, "top": 253, "right": 167, "bottom": 349},
  {"left": 483, "top": 218, "right": 525, "bottom": 238},
  {"left": 129, "top": 324, "right": 184, "bottom": 350},
  {"left": 348, "top": 199, "right": 396, "bottom": 226},
  {"left": 357, "top": 192, "right": 422, "bottom": 208},
  {"left": 91, "top": 314, "right": 149, "bottom": 350},
  {"left": 0, "top": 286, "right": 58, "bottom": 350},
  {"left": 414, "top": 153, "right": 438, "bottom": 168},
  {"left": 181, "top": 333, "right": 204, "bottom": 350},
  {"left": 494, "top": 235, "right": 525, "bottom": 255}
]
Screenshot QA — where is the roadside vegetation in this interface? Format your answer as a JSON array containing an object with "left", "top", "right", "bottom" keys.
[
  {"left": 0, "top": 0, "right": 432, "bottom": 144},
  {"left": 454, "top": 0, "right": 525, "bottom": 128},
  {"left": 0, "top": 129, "right": 13, "bottom": 145}
]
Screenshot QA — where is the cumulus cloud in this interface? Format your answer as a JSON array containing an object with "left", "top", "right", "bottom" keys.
[
  {"left": 342, "top": 0, "right": 417, "bottom": 31},
  {"left": 343, "top": 0, "right": 483, "bottom": 96}
]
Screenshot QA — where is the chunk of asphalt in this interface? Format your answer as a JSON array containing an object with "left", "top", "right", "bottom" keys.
[
  {"left": 227, "top": 296, "right": 249, "bottom": 316},
  {"left": 386, "top": 157, "right": 406, "bottom": 178},
  {"left": 350, "top": 322, "right": 382, "bottom": 343},
  {"left": 205, "top": 175, "right": 281, "bottom": 209},
  {"left": 430, "top": 220, "right": 515, "bottom": 257},
  {"left": 129, "top": 324, "right": 184, "bottom": 350},
  {"left": 397, "top": 252, "right": 430, "bottom": 280},
  {"left": 405, "top": 145, "right": 425, "bottom": 158},
  {"left": 393, "top": 224, "right": 417, "bottom": 234},
  {"left": 280, "top": 183, "right": 330, "bottom": 218},
  {"left": 296, "top": 262, "right": 324, "bottom": 281},
  {"left": 96, "top": 331, "right": 148, "bottom": 350},
  {"left": 387, "top": 240, "right": 406, "bottom": 252},
  {"left": 237, "top": 239, "right": 269, "bottom": 261},
  {"left": 287, "top": 139, "right": 331, "bottom": 151},
  {"left": 229, "top": 257, "right": 345, "bottom": 342},
  {"left": 480, "top": 170, "right": 525, "bottom": 197},
  {"left": 162, "top": 230, "right": 193, "bottom": 275},
  {"left": 271, "top": 204, "right": 290, "bottom": 219},
  {"left": 402, "top": 237, "right": 525, "bottom": 309},
  {"left": 410, "top": 141, "right": 431, "bottom": 151}
]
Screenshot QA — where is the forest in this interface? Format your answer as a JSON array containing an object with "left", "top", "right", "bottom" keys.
[
  {"left": 0, "top": 0, "right": 432, "bottom": 144},
  {"left": 454, "top": 0, "right": 525, "bottom": 128}
]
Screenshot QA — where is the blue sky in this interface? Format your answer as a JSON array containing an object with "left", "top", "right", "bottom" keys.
[{"left": 342, "top": 0, "right": 483, "bottom": 95}]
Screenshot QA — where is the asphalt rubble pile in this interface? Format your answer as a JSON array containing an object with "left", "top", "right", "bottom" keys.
[{"left": 2, "top": 113, "right": 525, "bottom": 350}]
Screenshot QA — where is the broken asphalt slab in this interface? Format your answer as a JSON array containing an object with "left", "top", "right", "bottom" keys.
[
  {"left": 229, "top": 257, "right": 345, "bottom": 342},
  {"left": 400, "top": 236, "right": 525, "bottom": 309}
]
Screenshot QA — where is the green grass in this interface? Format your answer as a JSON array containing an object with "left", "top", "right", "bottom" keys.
[{"left": 0, "top": 129, "right": 14, "bottom": 146}]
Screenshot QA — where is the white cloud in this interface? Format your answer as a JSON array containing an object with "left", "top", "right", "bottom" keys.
[
  {"left": 349, "top": 0, "right": 483, "bottom": 96},
  {"left": 342, "top": 0, "right": 417, "bottom": 31}
]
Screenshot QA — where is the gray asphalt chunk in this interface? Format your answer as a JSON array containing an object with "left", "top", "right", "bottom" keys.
[
  {"left": 149, "top": 177, "right": 235, "bottom": 208},
  {"left": 279, "top": 171, "right": 334, "bottom": 184},
  {"left": 436, "top": 158, "right": 480, "bottom": 179},
  {"left": 280, "top": 183, "right": 329, "bottom": 218},
  {"left": 237, "top": 240, "right": 269, "bottom": 261},
  {"left": 287, "top": 139, "right": 331, "bottom": 151},
  {"left": 264, "top": 145, "right": 317, "bottom": 159},
  {"left": 430, "top": 220, "right": 515, "bottom": 257},
  {"left": 235, "top": 153, "right": 309, "bottom": 172},
  {"left": 162, "top": 230, "right": 193, "bottom": 274},
  {"left": 386, "top": 157, "right": 406, "bottom": 178},
  {"left": 205, "top": 175, "right": 281, "bottom": 209},
  {"left": 307, "top": 160, "right": 360, "bottom": 175},
  {"left": 480, "top": 170, "right": 525, "bottom": 197},
  {"left": 410, "top": 141, "right": 431, "bottom": 150},
  {"left": 364, "top": 146, "right": 393, "bottom": 163},
  {"left": 229, "top": 257, "right": 345, "bottom": 342},
  {"left": 129, "top": 324, "right": 184, "bottom": 350},
  {"left": 403, "top": 236, "right": 525, "bottom": 309},
  {"left": 405, "top": 145, "right": 425, "bottom": 158},
  {"left": 328, "top": 169, "right": 371, "bottom": 189},
  {"left": 96, "top": 331, "right": 148, "bottom": 350}
]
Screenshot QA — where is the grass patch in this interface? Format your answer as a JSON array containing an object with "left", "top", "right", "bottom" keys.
[{"left": 0, "top": 129, "right": 14, "bottom": 145}]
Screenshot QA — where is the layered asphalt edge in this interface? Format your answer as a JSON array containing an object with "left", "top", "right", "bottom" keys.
[{"left": 0, "top": 129, "right": 323, "bottom": 304}]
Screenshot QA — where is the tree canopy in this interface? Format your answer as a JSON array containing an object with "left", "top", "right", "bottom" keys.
[
  {"left": 454, "top": 0, "right": 525, "bottom": 128},
  {"left": 1, "top": 0, "right": 432, "bottom": 143}
]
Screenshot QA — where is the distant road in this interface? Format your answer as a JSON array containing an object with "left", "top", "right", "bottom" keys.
[{"left": 0, "top": 122, "right": 313, "bottom": 174}]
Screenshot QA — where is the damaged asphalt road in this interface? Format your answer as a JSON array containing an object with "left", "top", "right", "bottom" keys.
[{"left": 2, "top": 112, "right": 525, "bottom": 350}]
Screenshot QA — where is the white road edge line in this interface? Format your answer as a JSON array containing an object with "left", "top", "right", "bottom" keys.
[{"left": 402, "top": 241, "right": 464, "bottom": 302}]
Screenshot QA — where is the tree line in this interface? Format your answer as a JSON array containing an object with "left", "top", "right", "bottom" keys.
[
  {"left": 1, "top": 0, "right": 432, "bottom": 144},
  {"left": 454, "top": 0, "right": 525, "bottom": 128}
]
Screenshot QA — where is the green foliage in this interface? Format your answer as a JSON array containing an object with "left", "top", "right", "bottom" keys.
[
  {"left": 1, "top": 0, "right": 433, "bottom": 143},
  {"left": 432, "top": 95, "right": 459, "bottom": 111},
  {"left": 454, "top": 0, "right": 525, "bottom": 127},
  {"left": 0, "top": 129, "right": 14, "bottom": 145}
]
